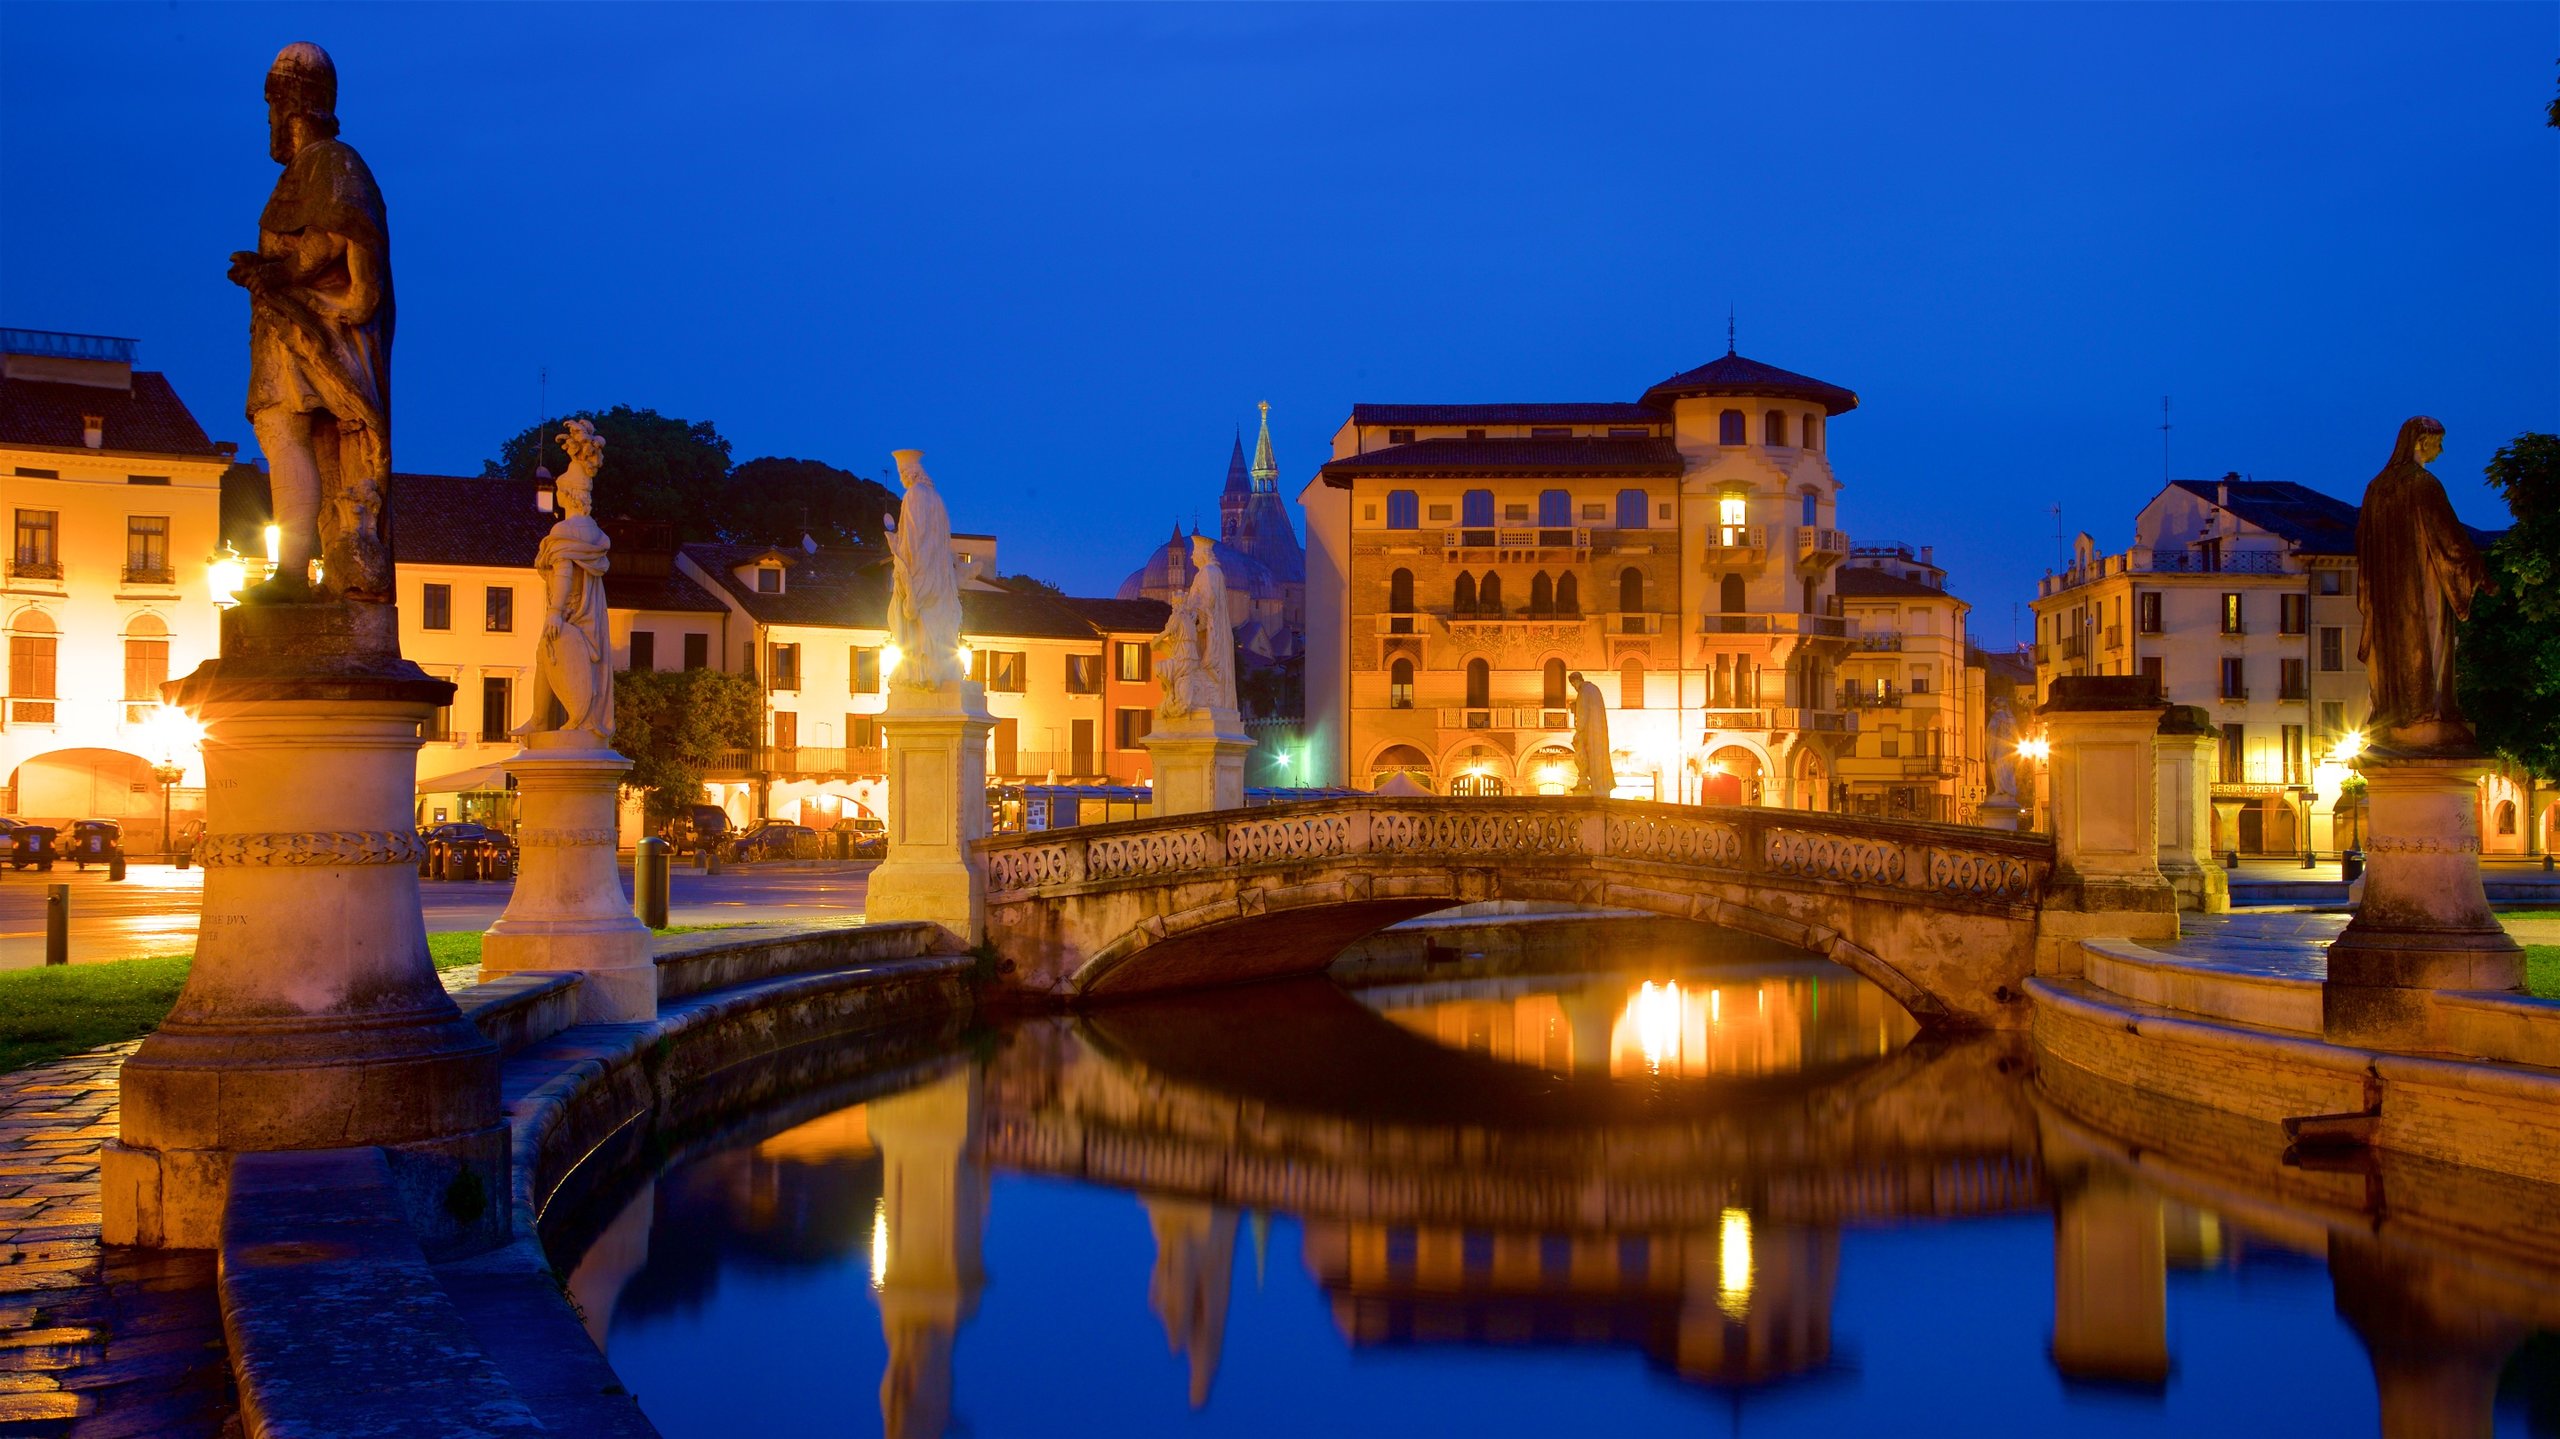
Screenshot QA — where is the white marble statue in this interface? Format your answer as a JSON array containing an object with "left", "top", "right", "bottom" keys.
[
  {"left": 886, "top": 449, "right": 965, "bottom": 692},
  {"left": 1155, "top": 536, "right": 1236, "bottom": 724},
  {"left": 1569, "top": 671, "right": 1615, "bottom": 797},
  {"left": 1987, "top": 700, "right": 2021, "bottom": 803},
  {"left": 520, "top": 419, "right": 613, "bottom": 746}
]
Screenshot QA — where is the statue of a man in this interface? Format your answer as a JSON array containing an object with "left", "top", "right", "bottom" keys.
[
  {"left": 885, "top": 450, "right": 966, "bottom": 692},
  {"left": 230, "top": 42, "right": 395, "bottom": 603},
  {"left": 520, "top": 421, "right": 612, "bottom": 746},
  {"left": 2356, "top": 416, "right": 2492, "bottom": 751},
  {"left": 1986, "top": 700, "right": 2021, "bottom": 802},
  {"left": 1568, "top": 671, "right": 1615, "bottom": 797}
]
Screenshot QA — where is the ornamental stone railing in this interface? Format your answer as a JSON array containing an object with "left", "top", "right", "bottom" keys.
[{"left": 981, "top": 797, "right": 2049, "bottom": 913}]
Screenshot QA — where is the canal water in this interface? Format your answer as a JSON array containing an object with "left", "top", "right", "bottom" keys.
[{"left": 553, "top": 920, "right": 2559, "bottom": 1437}]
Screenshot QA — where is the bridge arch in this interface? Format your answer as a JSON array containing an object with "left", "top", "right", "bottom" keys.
[{"left": 982, "top": 797, "right": 2054, "bottom": 1029}]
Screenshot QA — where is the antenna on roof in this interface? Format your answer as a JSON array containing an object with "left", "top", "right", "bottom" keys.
[
  {"left": 2159, "top": 396, "right": 2172, "bottom": 481},
  {"left": 2052, "top": 503, "right": 2065, "bottom": 574},
  {"left": 1727, "top": 305, "right": 1737, "bottom": 356}
]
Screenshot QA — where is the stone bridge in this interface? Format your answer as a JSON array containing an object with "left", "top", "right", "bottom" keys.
[{"left": 980, "top": 798, "right": 2055, "bottom": 1028}]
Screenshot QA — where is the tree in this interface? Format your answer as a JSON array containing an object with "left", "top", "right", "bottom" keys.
[
  {"left": 988, "top": 572, "right": 1068, "bottom": 600},
  {"left": 613, "top": 667, "right": 762, "bottom": 826},
  {"left": 2456, "top": 433, "right": 2560, "bottom": 778},
  {"left": 484, "top": 405, "right": 733, "bottom": 537},
  {"left": 718, "top": 456, "right": 898, "bottom": 550}
]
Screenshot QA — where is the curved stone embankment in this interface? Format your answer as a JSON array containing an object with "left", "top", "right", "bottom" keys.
[{"left": 215, "top": 921, "right": 981, "bottom": 1439}]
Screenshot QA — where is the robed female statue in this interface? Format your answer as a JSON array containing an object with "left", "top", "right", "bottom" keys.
[
  {"left": 2356, "top": 416, "right": 2491, "bottom": 751},
  {"left": 521, "top": 420, "right": 613, "bottom": 745},
  {"left": 886, "top": 450, "right": 965, "bottom": 692}
]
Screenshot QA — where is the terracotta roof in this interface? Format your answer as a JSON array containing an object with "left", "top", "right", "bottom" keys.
[
  {"left": 392, "top": 474, "right": 554, "bottom": 567},
  {"left": 602, "top": 569, "right": 727, "bottom": 614},
  {"left": 1320, "top": 436, "right": 1683, "bottom": 486},
  {"left": 0, "top": 371, "right": 226, "bottom": 458},
  {"left": 1061, "top": 596, "right": 1172, "bottom": 634},
  {"left": 2167, "top": 478, "right": 2358, "bottom": 556},
  {"left": 681, "top": 542, "right": 1110, "bottom": 642},
  {"left": 1835, "top": 567, "right": 1950, "bottom": 600},
  {"left": 1638, "top": 352, "right": 1858, "bottom": 415},
  {"left": 960, "top": 587, "right": 1108, "bottom": 642},
  {"left": 1350, "top": 403, "right": 1663, "bottom": 427}
]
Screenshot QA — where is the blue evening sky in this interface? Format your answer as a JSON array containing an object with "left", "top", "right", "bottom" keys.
[{"left": 4, "top": 3, "right": 2552, "bottom": 634}]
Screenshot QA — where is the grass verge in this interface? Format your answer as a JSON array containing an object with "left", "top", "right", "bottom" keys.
[
  {"left": 2528, "top": 946, "right": 2559, "bottom": 1002},
  {"left": 1, "top": 923, "right": 749, "bottom": 1075}
]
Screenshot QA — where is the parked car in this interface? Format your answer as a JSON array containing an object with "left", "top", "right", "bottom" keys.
[
  {"left": 664, "top": 805, "right": 732, "bottom": 858},
  {"left": 420, "top": 822, "right": 515, "bottom": 881},
  {"left": 728, "top": 821, "right": 820, "bottom": 863},
  {"left": 846, "top": 817, "right": 888, "bottom": 859},
  {"left": 68, "top": 820, "right": 124, "bottom": 870},
  {"left": 0, "top": 818, "right": 58, "bottom": 872}
]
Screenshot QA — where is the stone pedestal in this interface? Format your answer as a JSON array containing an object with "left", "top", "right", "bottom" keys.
[
  {"left": 866, "top": 683, "right": 994, "bottom": 946},
  {"left": 480, "top": 736, "right": 655, "bottom": 1022},
  {"left": 1978, "top": 797, "right": 2024, "bottom": 833},
  {"left": 2034, "top": 679, "right": 2179, "bottom": 969},
  {"left": 102, "top": 602, "right": 504, "bottom": 1256},
  {"left": 2323, "top": 751, "right": 2523, "bottom": 1048},
  {"left": 1142, "top": 713, "right": 1250, "bottom": 818},
  {"left": 2050, "top": 1174, "right": 2169, "bottom": 1387},
  {"left": 2153, "top": 707, "right": 2228, "bottom": 913}
]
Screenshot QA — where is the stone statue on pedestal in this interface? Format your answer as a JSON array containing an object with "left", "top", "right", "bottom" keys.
[
  {"left": 1987, "top": 700, "right": 2021, "bottom": 804},
  {"left": 2356, "top": 416, "right": 2493, "bottom": 753},
  {"left": 1155, "top": 536, "right": 1237, "bottom": 726},
  {"left": 1568, "top": 671, "right": 1615, "bottom": 797},
  {"left": 521, "top": 420, "right": 613, "bottom": 747},
  {"left": 230, "top": 41, "right": 396, "bottom": 605},
  {"left": 886, "top": 450, "right": 965, "bottom": 692}
]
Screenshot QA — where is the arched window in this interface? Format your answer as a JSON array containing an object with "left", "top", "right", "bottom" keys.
[
  {"left": 1388, "top": 568, "right": 1414, "bottom": 612},
  {"left": 1543, "top": 659, "right": 1568, "bottom": 708},
  {"left": 1529, "top": 572, "right": 1554, "bottom": 615},
  {"left": 1461, "top": 490, "right": 1495, "bottom": 527},
  {"left": 1764, "top": 410, "right": 1788, "bottom": 446},
  {"left": 1390, "top": 657, "right": 1415, "bottom": 710},
  {"left": 1555, "top": 572, "right": 1579, "bottom": 615},
  {"left": 1620, "top": 659, "right": 1645, "bottom": 710},
  {"left": 1805, "top": 414, "right": 1824, "bottom": 452},
  {"left": 1538, "top": 489, "right": 1572, "bottom": 527},
  {"left": 1385, "top": 490, "right": 1419, "bottom": 530},
  {"left": 1615, "top": 488, "right": 1649, "bottom": 530},
  {"left": 1478, "top": 571, "right": 1503, "bottom": 613},
  {"left": 1719, "top": 409, "right": 1746, "bottom": 446},
  {"left": 1720, "top": 573, "right": 1746, "bottom": 613},
  {"left": 1465, "top": 657, "right": 1491, "bottom": 710},
  {"left": 1453, "top": 572, "right": 1477, "bottom": 614},
  {"left": 2496, "top": 800, "right": 2519, "bottom": 836},
  {"left": 1618, "top": 567, "right": 1643, "bottom": 613},
  {"left": 1371, "top": 743, "right": 1432, "bottom": 790},
  {"left": 124, "top": 612, "right": 169, "bottom": 638}
]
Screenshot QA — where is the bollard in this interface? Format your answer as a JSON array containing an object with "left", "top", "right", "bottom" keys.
[
  {"left": 705, "top": 844, "right": 723, "bottom": 877},
  {"left": 45, "top": 885, "right": 69, "bottom": 966},
  {"left": 109, "top": 853, "right": 127, "bottom": 883},
  {"left": 635, "top": 837, "right": 671, "bottom": 930}
]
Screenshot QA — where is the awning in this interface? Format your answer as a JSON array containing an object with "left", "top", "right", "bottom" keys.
[{"left": 418, "top": 761, "right": 513, "bottom": 794}]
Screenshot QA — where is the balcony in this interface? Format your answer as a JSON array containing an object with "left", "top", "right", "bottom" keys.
[
  {"left": 1609, "top": 612, "right": 1665, "bottom": 635},
  {"left": 121, "top": 564, "right": 176, "bottom": 586},
  {"left": 1796, "top": 526, "right": 1850, "bottom": 569},
  {"left": 1856, "top": 631, "right": 1904, "bottom": 651},
  {"left": 1436, "top": 707, "right": 1572, "bottom": 733},
  {"left": 1700, "top": 524, "right": 1768, "bottom": 567},
  {"left": 2218, "top": 687, "right": 2249, "bottom": 704},
  {"left": 6, "top": 556, "right": 62, "bottom": 582},
  {"left": 1696, "top": 706, "right": 1858, "bottom": 735},
  {"left": 1901, "top": 756, "right": 1958, "bottom": 779},
  {"left": 6, "top": 699, "right": 55, "bottom": 725},
  {"left": 1699, "top": 611, "right": 1851, "bottom": 639},
  {"left": 1441, "top": 527, "right": 1591, "bottom": 561},
  {"left": 704, "top": 746, "right": 889, "bottom": 779},
  {"left": 1841, "top": 685, "right": 1903, "bottom": 709}
]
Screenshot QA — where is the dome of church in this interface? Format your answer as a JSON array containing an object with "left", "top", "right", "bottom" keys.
[{"left": 1116, "top": 526, "right": 1279, "bottom": 625}]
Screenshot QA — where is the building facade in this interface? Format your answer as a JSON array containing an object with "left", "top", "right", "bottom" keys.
[
  {"left": 1302, "top": 348, "right": 1873, "bottom": 806},
  {"left": 2, "top": 329, "right": 234, "bottom": 851},
  {"left": 1833, "top": 546, "right": 1987, "bottom": 823}
]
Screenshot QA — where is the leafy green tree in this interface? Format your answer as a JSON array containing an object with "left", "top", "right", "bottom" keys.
[
  {"left": 484, "top": 405, "right": 733, "bottom": 537},
  {"left": 613, "top": 668, "right": 762, "bottom": 826},
  {"left": 989, "top": 572, "right": 1068, "bottom": 600},
  {"left": 2456, "top": 433, "right": 2560, "bottom": 778},
  {"left": 718, "top": 456, "right": 897, "bottom": 550}
]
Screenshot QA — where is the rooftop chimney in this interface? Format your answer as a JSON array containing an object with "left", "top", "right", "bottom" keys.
[
  {"left": 2217, "top": 472, "right": 2235, "bottom": 508},
  {"left": 82, "top": 414, "right": 103, "bottom": 449}
]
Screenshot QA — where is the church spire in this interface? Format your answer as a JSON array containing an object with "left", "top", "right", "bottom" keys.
[
  {"left": 1222, "top": 432, "right": 1250, "bottom": 498},
  {"left": 1250, "top": 401, "right": 1277, "bottom": 494}
]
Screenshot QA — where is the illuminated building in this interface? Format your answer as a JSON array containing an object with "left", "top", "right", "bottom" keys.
[
  {"left": 1833, "top": 546, "right": 1989, "bottom": 823},
  {"left": 1, "top": 328, "right": 233, "bottom": 849},
  {"left": 2031, "top": 474, "right": 2549, "bottom": 857},
  {"left": 1301, "top": 345, "right": 1883, "bottom": 804}
]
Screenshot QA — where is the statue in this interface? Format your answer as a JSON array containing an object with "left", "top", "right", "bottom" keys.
[
  {"left": 1987, "top": 700, "right": 2021, "bottom": 802},
  {"left": 885, "top": 450, "right": 965, "bottom": 692},
  {"left": 520, "top": 421, "right": 612, "bottom": 746},
  {"left": 2356, "top": 417, "right": 2492, "bottom": 751},
  {"left": 230, "top": 42, "right": 396, "bottom": 604},
  {"left": 1155, "top": 537, "right": 1238, "bottom": 725},
  {"left": 1568, "top": 671, "right": 1615, "bottom": 797}
]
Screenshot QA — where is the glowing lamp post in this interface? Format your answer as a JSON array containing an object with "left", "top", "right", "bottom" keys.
[
  {"left": 144, "top": 704, "right": 202, "bottom": 862},
  {"left": 206, "top": 543, "right": 249, "bottom": 608}
]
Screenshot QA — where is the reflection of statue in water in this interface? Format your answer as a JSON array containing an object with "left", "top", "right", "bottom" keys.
[
  {"left": 2356, "top": 417, "right": 2492, "bottom": 751},
  {"left": 231, "top": 42, "right": 396, "bottom": 603},
  {"left": 886, "top": 450, "right": 965, "bottom": 692},
  {"left": 1569, "top": 671, "right": 1615, "bottom": 797},
  {"left": 521, "top": 421, "right": 613, "bottom": 745},
  {"left": 1143, "top": 1196, "right": 1239, "bottom": 1408},
  {"left": 1986, "top": 701, "right": 2020, "bottom": 802}
]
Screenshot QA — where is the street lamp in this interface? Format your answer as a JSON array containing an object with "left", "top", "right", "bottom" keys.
[
  {"left": 145, "top": 703, "right": 202, "bottom": 863},
  {"left": 207, "top": 542, "right": 249, "bottom": 607}
]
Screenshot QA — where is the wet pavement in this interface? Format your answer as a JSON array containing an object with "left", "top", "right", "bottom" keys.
[{"left": 0, "top": 861, "right": 877, "bottom": 970}]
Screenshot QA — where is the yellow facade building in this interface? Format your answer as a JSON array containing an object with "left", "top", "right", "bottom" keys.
[
  {"left": 1833, "top": 546, "right": 1988, "bottom": 823},
  {"left": 1302, "top": 347, "right": 1878, "bottom": 806},
  {"left": 2, "top": 329, "right": 234, "bottom": 850}
]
